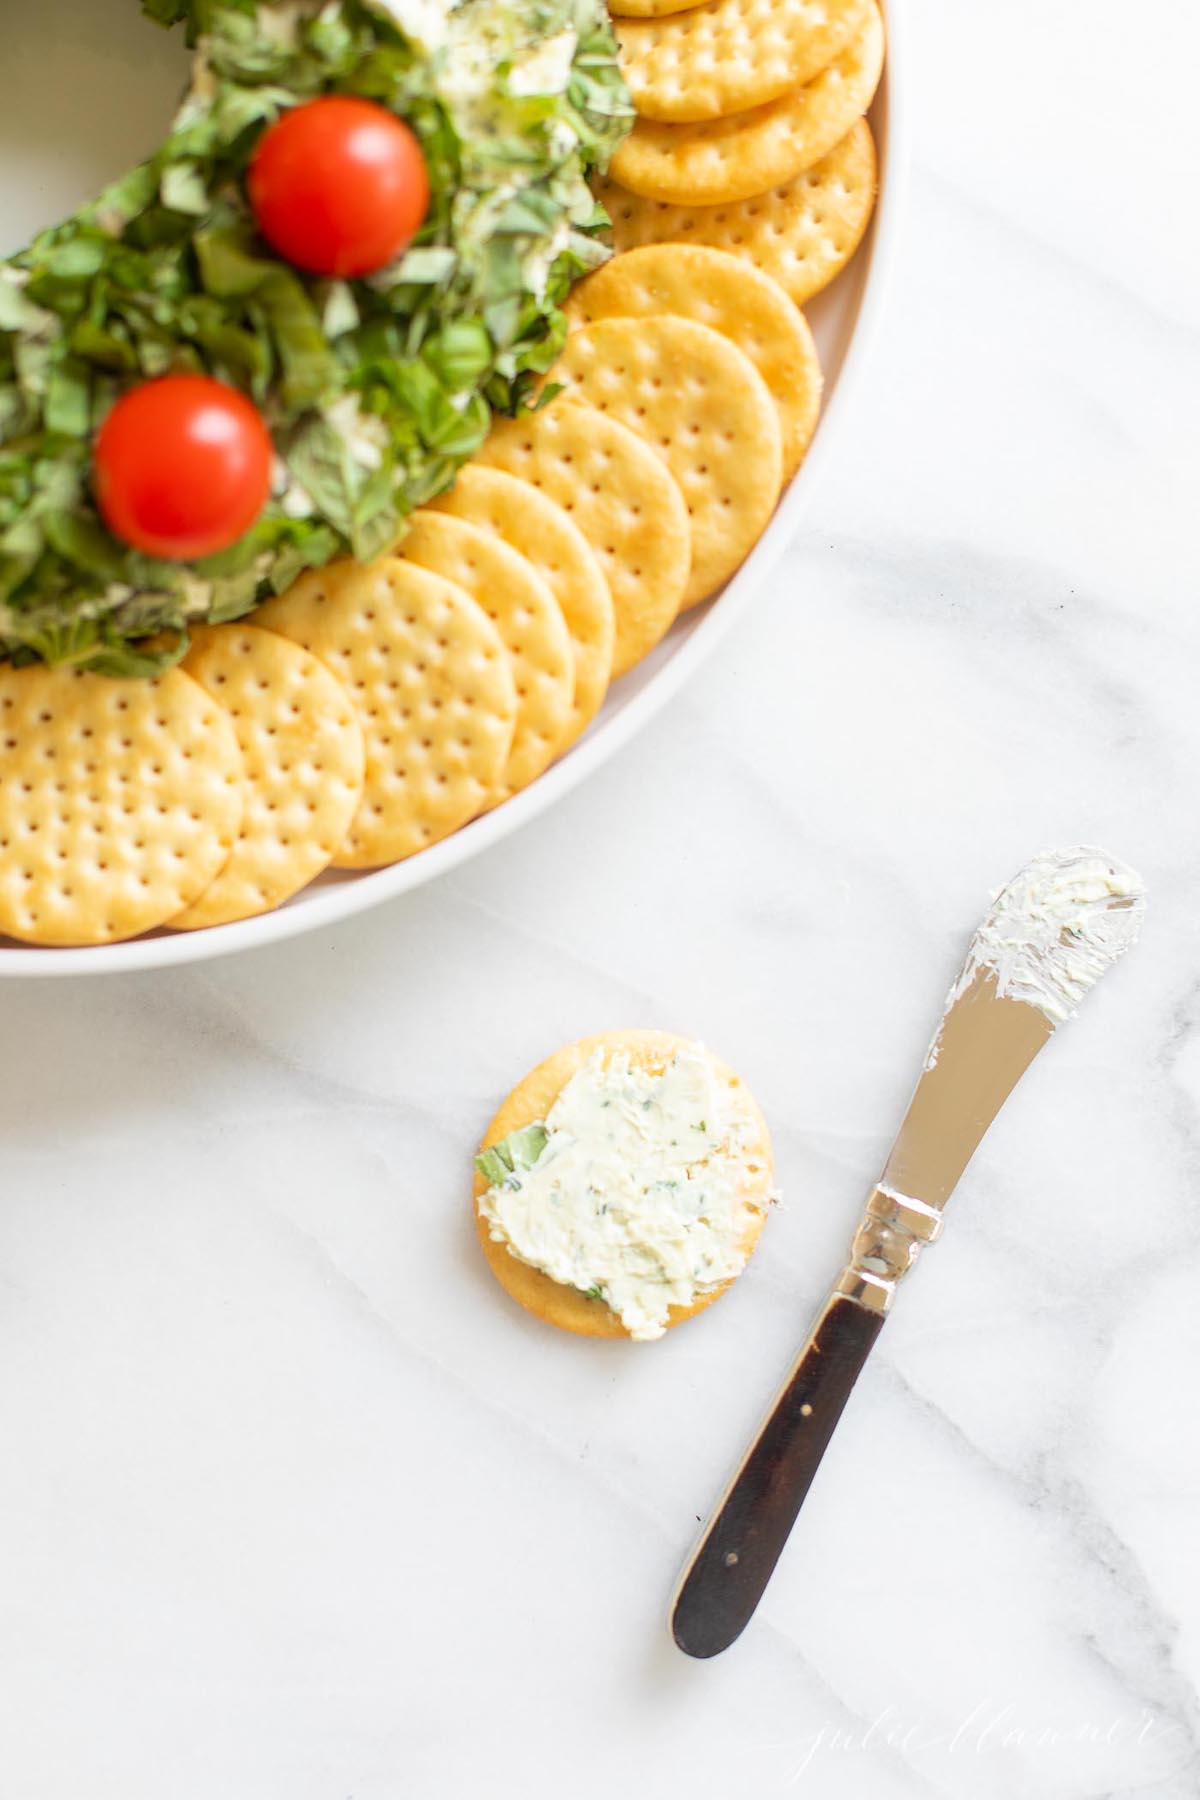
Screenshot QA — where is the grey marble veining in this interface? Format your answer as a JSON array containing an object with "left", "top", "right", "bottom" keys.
[{"left": 2, "top": 1, "right": 1200, "bottom": 1795}]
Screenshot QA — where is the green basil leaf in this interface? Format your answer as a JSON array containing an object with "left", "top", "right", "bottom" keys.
[{"left": 474, "top": 1122, "right": 551, "bottom": 1188}]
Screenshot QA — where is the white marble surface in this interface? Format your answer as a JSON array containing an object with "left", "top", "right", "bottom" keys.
[{"left": 3, "top": 2, "right": 1200, "bottom": 1795}]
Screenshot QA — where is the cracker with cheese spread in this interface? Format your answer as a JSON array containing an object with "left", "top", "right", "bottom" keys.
[{"left": 474, "top": 1030, "right": 775, "bottom": 1340}]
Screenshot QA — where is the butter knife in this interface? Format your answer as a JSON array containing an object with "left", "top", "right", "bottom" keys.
[{"left": 671, "top": 846, "right": 1146, "bottom": 1658}]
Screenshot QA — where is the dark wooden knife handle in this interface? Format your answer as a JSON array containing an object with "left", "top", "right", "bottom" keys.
[{"left": 671, "top": 1293, "right": 885, "bottom": 1658}]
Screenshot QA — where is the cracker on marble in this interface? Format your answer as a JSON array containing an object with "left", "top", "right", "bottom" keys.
[{"left": 473, "top": 1028, "right": 774, "bottom": 1339}]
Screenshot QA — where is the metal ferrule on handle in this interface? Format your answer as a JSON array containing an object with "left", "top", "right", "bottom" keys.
[{"left": 833, "top": 1184, "right": 945, "bottom": 1314}]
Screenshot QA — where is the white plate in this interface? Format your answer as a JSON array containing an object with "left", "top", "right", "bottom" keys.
[{"left": 0, "top": 0, "right": 906, "bottom": 976}]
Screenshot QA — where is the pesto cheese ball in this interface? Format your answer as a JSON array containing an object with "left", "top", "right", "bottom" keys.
[{"left": 0, "top": 0, "right": 632, "bottom": 675}]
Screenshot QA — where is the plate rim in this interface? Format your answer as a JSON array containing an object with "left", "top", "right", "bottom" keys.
[{"left": 0, "top": 2, "right": 908, "bottom": 977}]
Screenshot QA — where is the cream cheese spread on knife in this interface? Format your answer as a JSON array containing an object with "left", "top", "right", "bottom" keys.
[
  {"left": 952, "top": 845, "right": 1146, "bottom": 1025},
  {"left": 923, "top": 846, "right": 1145, "bottom": 1071},
  {"left": 476, "top": 1045, "right": 767, "bottom": 1340}
]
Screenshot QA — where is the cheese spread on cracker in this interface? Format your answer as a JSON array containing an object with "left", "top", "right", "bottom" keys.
[{"left": 476, "top": 1044, "right": 765, "bottom": 1339}]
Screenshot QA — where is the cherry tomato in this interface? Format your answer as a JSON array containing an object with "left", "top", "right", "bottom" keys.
[
  {"left": 248, "top": 96, "right": 430, "bottom": 278},
  {"left": 93, "top": 375, "right": 273, "bottom": 561}
]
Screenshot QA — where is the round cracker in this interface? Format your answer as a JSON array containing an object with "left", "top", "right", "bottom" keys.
[
  {"left": 255, "top": 557, "right": 516, "bottom": 868},
  {"left": 430, "top": 466, "right": 615, "bottom": 750},
  {"left": 569, "top": 244, "right": 822, "bottom": 480},
  {"left": 171, "top": 624, "right": 365, "bottom": 929},
  {"left": 610, "top": 0, "right": 884, "bottom": 206},
  {"left": 473, "top": 1029, "right": 774, "bottom": 1339},
  {"left": 477, "top": 399, "right": 690, "bottom": 677},
  {"left": 594, "top": 117, "right": 877, "bottom": 308},
  {"left": 0, "top": 664, "right": 242, "bottom": 946},
  {"left": 554, "top": 316, "right": 782, "bottom": 606},
  {"left": 611, "top": 0, "right": 708, "bottom": 17},
  {"left": 617, "top": 0, "right": 870, "bottom": 125},
  {"left": 398, "top": 510, "right": 574, "bottom": 800}
]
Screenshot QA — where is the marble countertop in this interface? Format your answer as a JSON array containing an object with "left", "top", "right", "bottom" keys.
[{"left": 3, "top": 2, "right": 1200, "bottom": 1795}]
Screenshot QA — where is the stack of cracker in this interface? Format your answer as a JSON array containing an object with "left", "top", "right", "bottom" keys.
[{"left": 595, "top": 0, "right": 883, "bottom": 308}]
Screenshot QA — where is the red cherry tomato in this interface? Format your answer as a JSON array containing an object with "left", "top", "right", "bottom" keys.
[
  {"left": 248, "top": 96, "right": 430, "bottom": 278},
  {"left": 93, "top": 375, "right": 273, "bottom": 561}
]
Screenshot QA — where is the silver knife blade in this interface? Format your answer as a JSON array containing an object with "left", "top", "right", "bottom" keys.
[{"left": 879, "top": 968, "right": 1053, "bottom": 1215}]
